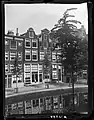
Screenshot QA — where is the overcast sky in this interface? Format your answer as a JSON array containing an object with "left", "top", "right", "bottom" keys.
[{"left": 5, "top": 3, "right": 88, "bottom": 35}]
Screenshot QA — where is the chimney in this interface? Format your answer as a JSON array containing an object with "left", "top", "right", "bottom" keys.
[{"left": 16, "top": 28, "right": 19, "bottom": 36}]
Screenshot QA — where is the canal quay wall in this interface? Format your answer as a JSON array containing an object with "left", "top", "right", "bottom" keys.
[{"left": 5, "top": 84, "right": 88, "bottom": 105}]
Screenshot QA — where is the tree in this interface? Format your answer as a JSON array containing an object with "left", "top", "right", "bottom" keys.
[
  {"left": 43, "top": 52, "right": 51, "bottom": 88},
  {"left": 50, "top": 8, "right": 87, "bottom": 111},
  {"left": 11, "top": 55, "right": 23, "bottom": 93},
  {"left": 43, "top": 53, "right": 51, "bottom": 79}
]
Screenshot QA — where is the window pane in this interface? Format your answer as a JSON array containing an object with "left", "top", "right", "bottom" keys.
[
  {"left": 33, "top": 55, "right": 37, "bottom": 59},
  {"left": 26, "top": 55, "right": 30, "bottom": 59},
  {"left": 33, "top": 42, "right": 36, "bottom": 47},
  {"left": 5, "top": 40, "right": 8, "bottom": 45},
  {"left": 10, "top": 41, "right": 17, "bottom": 49}
]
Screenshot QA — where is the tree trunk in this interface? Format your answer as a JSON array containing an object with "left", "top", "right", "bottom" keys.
[
  {"left": 72, "top": 71, "right": 75, "bottom": 111},
  {"left": 16, "top": 72, "right": 18, "bottom": 93}
]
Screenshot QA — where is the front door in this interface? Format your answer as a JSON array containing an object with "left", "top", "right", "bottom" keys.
[
  {"left": 39, "top": 73, "right": 42, "bottom": 83},
  {"left": 32, "top": 72, "right": 38, "bottom": 84}
]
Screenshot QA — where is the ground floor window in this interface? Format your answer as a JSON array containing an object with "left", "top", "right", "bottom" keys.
[
  {"left": 52, "top": 71, "right": 57, "bottom": 79},
  {"left": 25, "top": 73, "right": 31, "bottom": 84}
]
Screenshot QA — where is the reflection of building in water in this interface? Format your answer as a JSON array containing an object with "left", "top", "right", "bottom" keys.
[{"left": 5, "top": 92, "right": 88, "bottom": 115}]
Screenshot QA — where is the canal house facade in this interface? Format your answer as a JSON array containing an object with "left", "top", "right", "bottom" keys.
[
  {"left": 5, "top": 31, "right": 24, "bottom": 88},
  {"left": 5, "top": 27, "right": 63, "bottom": 88}
]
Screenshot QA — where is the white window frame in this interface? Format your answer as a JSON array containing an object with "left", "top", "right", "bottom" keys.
[
  {"left": 32, "top": 39, "right": 38, "bottom": 48},
  {"left": 5, "top": 64, "right": 9, "bottom": 72},
  {"left": 52, "top": 53, "right": 56, "bottom": 60},
  {"left": 29, "top": 31, "right": 34, "bottom": 38},
  {"left": 5, "top": 51, "right": 9, "bottom": 61},
  {"left": 32, "top": 50, "right": 38, "bottom": 61},
  {"left": 5, "top": 40, "right": 8, "bottom": 45},
  {"left": 10, "top": 51, "right": 17, "bottom": 61},
  {"left": 52, "top": 71, "right": 57, "bottom": 79},
  {"left": 10, "top": 40, "right": 17, "bottom": 49},
  {"left": 18, "top": 64, "right": 22, "bottom": 69},
  {"left": 25, "top": 49, "right": 31, "bottom": 61},
  {"left": 32, "top": 64, "right": 38, "bottom": 71},
  {"left": 18, "top": 41, "right": 22, "bottom": 46},
  {"left": 18, "top": 52, "right": 22, "bottom": 61},
  {"left": 24, "top": 64, "right": 31, "bottom": 72},
  {"left": 10, "top": 64, "right": 14, "bottom": 72},
  {"left": 52, "top": 64, "right": 57, "bottom": 69},
  {"left": 25, "top": 39, "right": 31, "bottom": 48},
  {"left": 25, "top": 73, "right": 31, "bottom": 83},
  {"left": 40, "top": 52, "right": 44, "bottom": 60}
]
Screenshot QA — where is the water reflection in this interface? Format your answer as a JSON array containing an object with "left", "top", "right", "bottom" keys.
[{"left": 5, "top": 92, "right": 88, "bottom": 115}]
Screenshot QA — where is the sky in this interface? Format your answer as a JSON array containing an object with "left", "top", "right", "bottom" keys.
[{"left": 5, "top": 3, "right": 88, "bottom": 35}]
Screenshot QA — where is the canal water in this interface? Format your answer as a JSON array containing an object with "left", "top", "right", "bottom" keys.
[{"left": 5, "top": 89, "right": 88, "bottom": 115}]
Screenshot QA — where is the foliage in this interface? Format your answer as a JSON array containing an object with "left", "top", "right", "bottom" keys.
[
  {"left": 50, "top": 8, "right": 88, "bottom": 74},
  {"left": 11, "top": 56, "right": 23, "bottom": 77},
  {"left": 43, "top": 53, "right": 51, "bottom": 75}
]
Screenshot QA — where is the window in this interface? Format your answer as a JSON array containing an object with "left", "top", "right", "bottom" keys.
[
  {"left": 13, "top": 75, "right": 16, "bottom": 83},
  {"left": 44, "top": 35, "right": 47, "bottom": 40},
  {"left": 18, "top": 75, "right": 22, "bottom": 82},
  {"left": 29, "top": 31, "right": 34, "bottom": 38},
  {"left": 32, "top": 64, "right": 38, "bottom": 71},
  {"left": 25, "top": 64, "right": 31, "bottom": 72},
  {"left": 52, "top": 65, "right": 57, "bottom": 69},
  {"left": 18, "top": 102, "right": 23, "bottom": 108},
  {"left": 10, "top": 51, "right": 17, "bottom": 61},
  {"left": 18, "top": 52, "right": 22, "bottom": 61},
  {"left": 33, "top": 99, "right": 39, "bottom": 107},
  {"left": 52, "top": 71, "right": 57, "bottom": 79},
  {"left": 53, "top": 96, "right": 58, "bottom": 109},
  {"left": 5, "top": 64, "right": 9, "bottom": 72},
  {"left": 12, "top": 103, "right": 17, "bottom": 110},
  {"left": 18, "top": 64, "right": 22, "bottom": 69},
  {"left": 5, "top": 52, "right": 9, "bottom": 61},
  {"left": 10, "top": 64, "right": 14, "bottom": 72},
  {"left": 39, "top": 65, "right": 42, "bottom": 71},
  {"left": 5, "top": 40, "right": 8, "bottom": 45},
  {"left": 25, "top": 100, "right": 31, "bottom": 108},
  {"left": 40, "top": 52, "right": 44, "bottom": 60},
  {"left": 32, "top": 40, "right": 37, "bottom": 48},
  {"left": 52, "top": 53, "right": 56, "bottom": 61},
  {"left": 10, "top": 40, "right": 17, "bottom": 49},
  {"left": 5, "top": 75, "right": 7, "bottom": 88},
  {"left": 32, "top": 51, "right": 38, "bottom": 61},
  {"left": 53, "top": 96, "right": 58, "bottom": 103},
  {"left": 25, "top": 73, "right": 31, "bottom": 83},
  {"left": 18, "top": 42, "right": 22, "bottom": 46},
  {"left": 25, "top": 50, "right": 31, "bottom": 61},
  {"left": 25, "top": 39, "right": 31, "bottom": 48}
]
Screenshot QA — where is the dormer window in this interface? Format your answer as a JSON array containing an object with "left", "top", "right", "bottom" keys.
[{"left": 29, "top": 31, "right": 34, "bottom": 38}]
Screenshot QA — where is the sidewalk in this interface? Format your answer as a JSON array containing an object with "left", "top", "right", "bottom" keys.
[{"left": 5, "top": 82, "right": 88, "bottom": 97}]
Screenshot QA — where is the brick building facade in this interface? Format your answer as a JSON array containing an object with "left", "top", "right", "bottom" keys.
[{"left": 5, "top": 27, "right": 63, "bottom": 88}]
